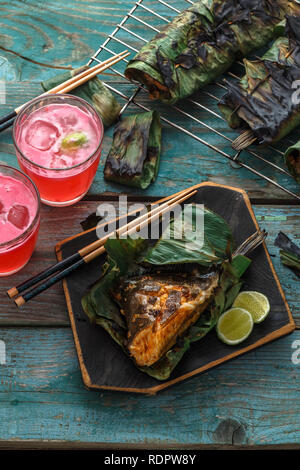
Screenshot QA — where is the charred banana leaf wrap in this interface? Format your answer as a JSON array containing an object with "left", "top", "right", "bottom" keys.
[
  {"left": 124, "top": 0, "right": 294, "bottom": 104},
  {"left": 81, "top": 205, "right": 251, "bottom": 380},
  {"left": 218, "top": 14, "right": 300, "bottom": 146},
  {"left": 41, "top": 66, "right": 121, "bottom": 129},
  {"left": 104, "top": 110, "right": 161, "bottom": 189}
]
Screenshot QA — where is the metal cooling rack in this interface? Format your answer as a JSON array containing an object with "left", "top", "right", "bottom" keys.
[{"left": 87, "top": 0, "right": 300, "bottom": 201}]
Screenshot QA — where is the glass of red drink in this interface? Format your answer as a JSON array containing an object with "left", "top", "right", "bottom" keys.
[
  {"left": 0, "top": 164, "right": 40, "bottom": 276},
  {"left": 13, "top": 94, "right": 104, "bottom": 207}
]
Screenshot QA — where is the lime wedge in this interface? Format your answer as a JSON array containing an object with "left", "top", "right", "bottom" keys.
[
  {"left": 216, "top": 308, "right": 253, "bottom": 345},
  {"left": 233, "top": 291, "right": 270, "bottom": 324},
  {"left": 61, "top": 131, "right": 88, "bottom": 151}
]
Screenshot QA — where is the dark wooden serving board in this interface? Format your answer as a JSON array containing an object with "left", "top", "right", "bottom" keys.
[{"left": 56, "top": 183, "right": 295, "bottom": 394}]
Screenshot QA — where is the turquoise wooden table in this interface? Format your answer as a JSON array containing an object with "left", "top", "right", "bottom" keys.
[{"left": 0, "top": 0, "right": 299, "bottom": 449}]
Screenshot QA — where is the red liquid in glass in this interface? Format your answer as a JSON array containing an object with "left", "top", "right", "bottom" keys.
[
  {"left": 16, "top": 102, "right": 103, "bottom": 206},
  {"left": 0, "top": 224, "right": 39, "bottom": 275},
  {"left": 18, "top": 154, "right": 100, "bottom": 204},
  {"left": 0, "top": 174, "right": 39, "bottom": 275}
]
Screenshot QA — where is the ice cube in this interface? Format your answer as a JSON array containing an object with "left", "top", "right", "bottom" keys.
[
  {"left": 25, "top": 119, "right": 59, "bottom": 151},
  {"left": 49, "top": 148, "right": 76, "bottom": 168},
  {"left": 8, "top": 204, "right": 30, "bottom": 230},
  {"left": 64, "top": 113, "right": 78, "bottom": 126},
  {"left": 58, "top": 113, "right": 78, "bottom": 130}
]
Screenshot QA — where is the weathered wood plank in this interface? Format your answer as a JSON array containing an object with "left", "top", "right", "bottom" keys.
[
  {"left": 0, "top": 0, "right": 137, "bottom": 81},
  {"left": 0, "top": 0, "right": 189, "bottom": 82},
  {"left": 0, "top": 327, "right": 299, "bottom": 447},
  {"left": 0, "top": 202, "right": 299, "bottom": 326}
]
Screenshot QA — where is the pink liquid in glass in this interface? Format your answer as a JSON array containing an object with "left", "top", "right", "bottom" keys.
[
  {"left": 14, "top": 95, "right": 104, "bottom": 206},
  {"left": 0, "top": 167, "right": 40, "bottom": 276}
]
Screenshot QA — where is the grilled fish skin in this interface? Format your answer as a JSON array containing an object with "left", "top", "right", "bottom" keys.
[{"left": 114, "top": 271, "right": 219, "bottom": 367}]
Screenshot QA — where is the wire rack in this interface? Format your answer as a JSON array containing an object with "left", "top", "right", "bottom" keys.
[{"left": 87, "top": 0, "right": 300, "bottom": 201}]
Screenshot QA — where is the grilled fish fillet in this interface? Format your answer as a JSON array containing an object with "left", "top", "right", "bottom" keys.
[{"left": 114, "top": 271, "right": 219, "bottom": 367}]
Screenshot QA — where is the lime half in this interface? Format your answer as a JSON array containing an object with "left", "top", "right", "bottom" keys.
[
  {"left": 61, "top": 131, "right": 88, "bottom": 151},
  {"left": 233, "top": 291, "right": 270, "bottom": 324},
  {"left": 216, "top": 308, "right": 254, "bottom": 345}
]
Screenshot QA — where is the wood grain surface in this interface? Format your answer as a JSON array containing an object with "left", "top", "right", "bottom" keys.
[
  {"left": 0, "top": 326, "right": 299, "bottom": 448},
  {"left": 0, "top": 0, "right": 299, "bottom": 448}
]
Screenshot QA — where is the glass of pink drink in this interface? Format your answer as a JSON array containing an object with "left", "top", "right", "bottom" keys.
[
  {"left": 0, "top": 165, "right": 40, "bottom": 276},
  {"left": 13, "top": 94, "right": 104, "bottom": 206}
]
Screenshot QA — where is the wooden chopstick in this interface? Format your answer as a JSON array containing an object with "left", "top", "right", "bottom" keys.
[
  {"left": 83, "top": 189, "right": 197, "bottom": 264},
  {"left": 12, "top": 188, "right": 197, "bottom": 307},
  {"left": 79, "top": 186, "right": 195, "bottom": 257},
  {"left": 55, "top": 52, "right": 130, "bottom": 96},
  {"left": 40, "top": 52, "right": 129, "bottom": 96},
  {"left": 0, "top": 51, "right": 129, "bottom": 129},
  {"left": 7, "top": 187, "right": 194, "bottom": 299},
  {"left": 0, "top": 111, "right": 16, "bottom": 126},
  {"left": 0, "top": 117, "right": 16, "bottom": 133}
]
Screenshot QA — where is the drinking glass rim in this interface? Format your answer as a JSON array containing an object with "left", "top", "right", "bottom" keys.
[
  {"left": 0, "top": 164, "right": 41, "bottom": 249},
  {"left": 13, "top": 93, "right": 104, "bottom": 172}
]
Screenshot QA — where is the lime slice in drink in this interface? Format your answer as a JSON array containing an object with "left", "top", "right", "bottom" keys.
[
  {"left": 61, "top": 131, "right": 88, "bottom": 151},
  {"left": 233, "top": 291, "right": 270, "bottom": 324},
  {"left": 216, "top": 308, "right": 254, "bottom": 345}
]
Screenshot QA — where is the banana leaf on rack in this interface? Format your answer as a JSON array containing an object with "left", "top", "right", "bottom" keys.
[
  {"left": 125, "top": 0, "right": 295, "bottom": 104},
  {"left": 218, "top": 15, "right": 300, "bottom": 147},
  {"left": 81, "top": 205, "right": 251, "bottom": 380},
  {"left": 103, "top": 110, "right": 161, "bottom": 189}
]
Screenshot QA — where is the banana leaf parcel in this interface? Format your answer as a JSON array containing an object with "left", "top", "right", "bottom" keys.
[
  {"left": 124, "top": 0, "right": 295, "bottom": 104},
  {"left": 41, "top": 66, "right": 121, "bottom": 128},
  {"left": 103, "top": 110, "right": 161, "bottom": 189},
  {"left": 81, "top": 205, "right": 251, "bottom": 380},
  {"left": 218, "top": 15, "right": 300, "bottom": 146}
]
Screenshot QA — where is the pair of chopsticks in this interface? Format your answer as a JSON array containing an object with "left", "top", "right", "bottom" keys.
[
  {"left": 7, "top": 187, "right": 197, "bottom": 307},
  {"left": 0, "top": 50, "right": 130, "bottom": 133}
]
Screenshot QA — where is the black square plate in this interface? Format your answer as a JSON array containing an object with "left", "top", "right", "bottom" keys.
[{"left": 56, "top": 183, "right": 295, "bottom": 394}]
